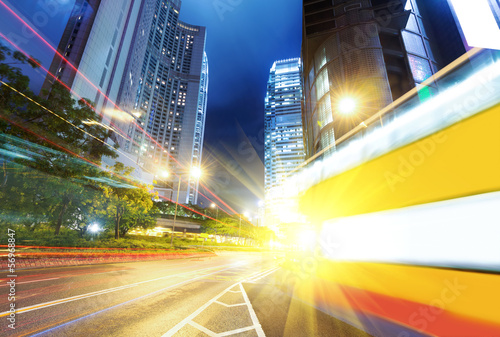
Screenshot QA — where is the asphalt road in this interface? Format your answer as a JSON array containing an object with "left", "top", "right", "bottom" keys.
[{"left": 0, "top": 252, "right": 372, "bottom": 336}]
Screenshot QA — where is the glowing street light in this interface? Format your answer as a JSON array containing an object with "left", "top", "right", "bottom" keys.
[
  {"left": 89, "top": 223, "right": 100, "bottom": 241},
  {"left": 338, "top": 97, "right": 384, "bottom": 127},
  {"left": 210, "top": 203, "right": 218, "bottom": 221},
  {"left": 191, "top": 166, "right": 202, "bottom": 179},
  {"left": 338, "top": 97, "right": 357, "bottom": 115},
  {"left": 160, "top": 170, "right": 170, "bottom": 178}
]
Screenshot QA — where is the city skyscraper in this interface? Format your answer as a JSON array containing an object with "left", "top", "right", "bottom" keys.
[
  {"left": 40, "top": 0, "right": 101, "bottom": 95},
  {"left": 40, "top": 0, "right": 208, "bottom": 204},
  {"left": 264, "top": 58, "right": 305, "bottom": 225},
  {"left": 301, "top": 0, "right": 465, "bottom": 158},
  {"left": 122, "top": 0, "right": 208, "bottom": 205},
  {"left": 40, "top": 0, "right": 157, "bottom": 182}
]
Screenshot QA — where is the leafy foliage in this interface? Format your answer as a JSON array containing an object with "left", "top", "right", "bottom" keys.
[
  {"left": 0, "top": 43, "right": 156, "bottom": 239},
  {"left": 0, "top": 43, "right": 269, "bottom": 247}
]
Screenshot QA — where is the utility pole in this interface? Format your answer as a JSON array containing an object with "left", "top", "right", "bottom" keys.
[
  {"left": 238, "top": 214, "right": 241, "bottom": 245},
  {"left": 171, "top": 175, "right": 182, "bottom": 248}
]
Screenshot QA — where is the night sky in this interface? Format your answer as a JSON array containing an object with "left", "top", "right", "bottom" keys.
[{"left": 0, "top": 0, "right": 302, "bottom": 215}]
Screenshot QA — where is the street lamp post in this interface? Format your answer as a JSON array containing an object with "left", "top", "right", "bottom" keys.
[
  {"left": 211, "top": 203, "right": 218, "bottom": 243},
  {"left": 238, "top": 214, "right": 241, "bottom": 242},
  {"left": 170, "top": 175, "right": 182, "bottom": 248},
  {"left": 210, "top": 203, "right": 218, "bottom": 221},
  {"left": 238, "top": 212, "right": 249, "bottom": 245},
  {"left": 170, "top": 167, "right": 202, "bottom": 248}
]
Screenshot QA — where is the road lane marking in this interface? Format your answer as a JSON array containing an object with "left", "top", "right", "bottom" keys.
[
  {"left": 189, "top": 321, "right": 218, "bottom": 337},
  {"left": 0, "top": 269, "right": 128, "bottom": 282},
  {"left": 0, "top": 277, "right": 60, "bottom": 287},
  {"left": 214, "top": 301, "right": 246, "bottom": 308},
  {"left": 0, "top": 263, "right": 232, "bottom": 318},
  {"left": 247, "top": 267, "right": 279, "bottom": 283},
  {"left": 244, "top": 267, "right": 279, "bottom": 283},
  {"left": 161, "top": 283, "right": 244, "bottom": 337},
  {"left": 239, "top": 282, "right": 266, "bottom": 337},
  {"left": 0, "top": 283, "right": 138, "bottom": 317},
  {"left": 28, "top": 263, "right": 247, "bottom": 337},
  {"left": 162, "top": 266, "right": 276, "bottom": 337}
]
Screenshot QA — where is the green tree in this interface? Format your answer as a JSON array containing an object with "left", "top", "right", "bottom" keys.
[
  {"left": 0, "top": 44, "right": 39, "bottom": 109},
  {"left": 202, "top": 216, "right": 239, "bottom": 236},
  {"left": 104, "top": 163, "right": 156, "bottom": 239},
  {"left": 0, "top": 43, "right": 119, "bottom": 235}
]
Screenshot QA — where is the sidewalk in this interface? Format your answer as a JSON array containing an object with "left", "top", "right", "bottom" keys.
[{"left": 0, "top": 249, "right": 216, "bottom": 270}]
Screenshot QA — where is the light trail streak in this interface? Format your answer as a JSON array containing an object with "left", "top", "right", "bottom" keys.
[
  {"left": 200, "top": 182, "right": 238, "bottom": 215},
  {"left": 0, "top": 73, "right": 231, "bottom": 216},
  {"left": 0, "top": 32, "right": 131, "bottom": 142},
  {"left": 0, "top": 114, "right": 241, "bottom": 231},
  {"left": 0, "top": 80, "right": 119, "bottom": 152},
  {"left": 0, "top": 35, "right": 233, "bottom": 217},
  {"left": 0, "top": 115, "right": 100, "bottom": 169},
  {"left": 157, "top": 194, "right": 253, "bottom": 235},
  {"left": 0, "top": 10, "right": 236, "bottom": 215},
  {"left": 17, "top": 262, "right": 252, "bottom": 337}
]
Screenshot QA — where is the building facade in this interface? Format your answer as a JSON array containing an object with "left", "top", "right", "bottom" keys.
[
  {"left": 264, "top": 58, "right": 305, "bottom": 225},
  {"left": 40, "top": 0, "right": 101, "bottom": 94},
  {"left": 41, "top": 0, "right": 209, "bottom": 204},
  {"left": 40, "top": 0, "right": 155, "bottom": 182},
  {"left": 302, "top": 0, "right": 464, "bottom": 158},
  {"left": 123, "top": 0, "right": 208, "bottom": 205}
]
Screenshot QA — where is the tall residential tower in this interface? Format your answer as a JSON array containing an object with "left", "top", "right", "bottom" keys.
[
  {"left": 264, "top": 58, "right": 305, "bottom": 225},
  {"left": 40, "top": 0, "right": 157, "bottom": 182},
  {"left": 42, "top": 0, "right": 209, "bottom": 204},
  {"left": 123, "top": 0, "right": 208, "bottom": 205}
]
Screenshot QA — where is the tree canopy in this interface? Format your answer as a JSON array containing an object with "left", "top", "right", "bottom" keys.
[{"left": 0, "top": 43, "right": 156, "bottom": 238}]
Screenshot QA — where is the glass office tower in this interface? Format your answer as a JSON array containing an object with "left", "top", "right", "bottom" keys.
[{"left": 264, "top": 58, "right": 305, "bottom": 225}]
